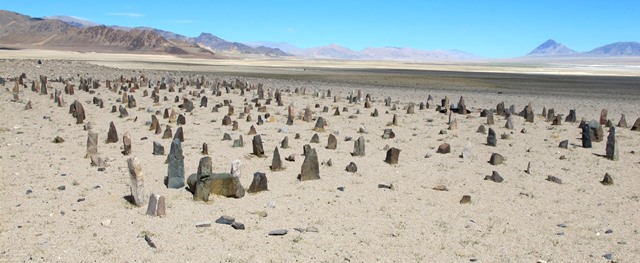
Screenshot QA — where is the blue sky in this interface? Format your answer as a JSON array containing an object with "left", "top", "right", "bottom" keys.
[{"left": 2, "top": 0, "right": 639, "bottom": 58}]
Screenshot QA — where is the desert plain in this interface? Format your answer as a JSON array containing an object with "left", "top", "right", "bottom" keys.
[{"left": 1, "top": 49, "right": 640, "bottom": 262}]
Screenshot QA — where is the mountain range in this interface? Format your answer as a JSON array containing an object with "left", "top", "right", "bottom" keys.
[
  {"left": 1, "top": 10, "right": 639, "bottom": 60},
  {"left": 527, "top": 39, "right": 640, "bottom": 57}
]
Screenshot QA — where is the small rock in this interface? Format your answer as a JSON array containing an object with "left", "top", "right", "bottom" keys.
[
  {"left": 53, "top": 136, "right": 65, "bottom": 143},
  {"left": 460, "top": 195, "right": 471, "bottom": 204},
  {"left": 433, "top": 185, "right": 448, "bottom": 191},
  {"left": 337, "top": 186, "right": 345, "bottom": 191},
  {"left": 345, "top": 162, "right": 357, "bottom": 173},
  {"left": 605, "top": 229, "right": 613, "bottom": 234},
  {"left": 101, "top": 219, "right": 112, "bottom": 226},
  {"left": 601, "top": 173, "right": 614, "bottom": 185},
  {"left": 215, "top": 215, "right": 235, "bottom": 225},
  {"left": 196, "top": 221, "right": 212, "bottom": 228},
  {"left": 57, "top": 185, "right": 66, "bottom": 191},
  {"left": 268, "top": 229, "right": 288, "bottom": 236},
  {"left": 604, "top": 253, "right": 613, "bottom": 260},
  {"left": 231, "top": 222, "right": 245, "bottom": 230},
  {"left": 547, "top": 175, "right": 562, "bottom": 184}
]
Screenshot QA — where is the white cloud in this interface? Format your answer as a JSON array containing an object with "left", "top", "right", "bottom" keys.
[{"left": 107, "top": 12, "right": 143, "bottom": 18}]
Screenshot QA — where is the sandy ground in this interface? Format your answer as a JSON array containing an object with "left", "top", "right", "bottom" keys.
[{"left": 1, "top": 51, "right": 640, "bottom": 262}]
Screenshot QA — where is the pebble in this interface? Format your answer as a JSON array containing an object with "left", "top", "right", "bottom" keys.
[
  {"left": 231, "top": 222, "right": 245, "bottom": 230},
  {"left": 77, "top": 198, "right": 85, "bottom": 202},
  {"left": 557, "top": 223, "right": 567, "bottom": 228},
  {"left": 101, "top": 219, "right": 111, "bottom": 226},
  {"left": 605, "top": 229, "right": 613, "bottom": 234},
  {"left": 57, "top": 185, "right": 66, "bottom": 191},
  {"left": 251, "top": 211, "right": 268, "bottom": 217},
  {"left": 604, "top": 253, "right": 613, "bottom": 260},
  {"left": 195, "top": 221, "right": 212, "bottom": 228},
  {"left": 268, "top": 229, "right": 288, "bottom": 236},
  {"left": 97, "top": 168, "right": 106, "bottom": 172},
  {"left": 26, "top": 189, "right": 32, "bottom": 195}
]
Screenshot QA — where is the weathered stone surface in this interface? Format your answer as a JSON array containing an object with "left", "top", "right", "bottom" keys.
[
  {"left": 299, "top": 148, "right": 320, "bottom": 181},
  {"left": 484, "top": 171, "right": 504, "bottom": 183},
  {"left": 487, "top": 128, "right": 497, "bottom": 146},
  {"left": 146, "top": 194, "right": 166, "bottom": 217},
  {"left": 270, "top": 147, "right": 283, "bottom": 171},
  {"left": 247, "top": 172, "right": 268, "bottom": 193},
  {"left": 127, "top": 157, "right": 145, "bottom": 206},
  {"left": 122, "top": 132, "right": 132, "bottom": 155},
  {"left": 192, "top": 157, "right": 214, "bottom": 201},
  {"left": 85, "top": 131, "right": 98, "bottom": 158},
  {"left": 152, "top": 141, "right": 164, "bottom": 155},
  {"left": 252, "top": 135, "right": 265, "bottom": 157},
  {"left": 436, "top": 143, "right": 451, "bottom": 154},
  {"left": 384, "top": 147, "right": 401, "bottom": 164},
  {"left": 177, "top": 114, "right": 186, "bottom": 125},
  {"left": 352, "top": 136, "right": 365, "bottom": 156},
  {"left": 606, "top": 126, "right": 619, "bottom": 160},
  {"left": 209, "top": 173, "right": 245, "bottom": 198},
  {"left": 167, "top": 138, "right": 185, "bottom": 189},
  {"left": 233, "top": 135, "right": 244, "bottom": 148},
  {"left": 601, "top": 173, "right": 614, "bottom": 185},
  {"left": 150, "top": 115, "right": 159, "bottom": 131},
  {"left": 106, "top": 121, "right": 118, "bottom": 143},
  {"left": 489, "top": 153, "right": 504, "bottom": 165},
  {"left": 326, "top": 134, "right": 337, "bottom": 149},
  {"left": 202, "top": 143, "right": 209, "bottom": 155}
]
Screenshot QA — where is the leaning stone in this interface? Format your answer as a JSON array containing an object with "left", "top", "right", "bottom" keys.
[
  {"left": 298, "top": 148, "right": 320, "bottom": 181},
  {"left": 167, "top": 139, "right": 185, "bottom": 189},
  {"left": 106, "top": 121, "right": 118, "bottom": 143},
  {"left": 270, "top": 147, "right": 284, "bottom": 171},
  {"left": 252, "top": 135, "right": 265, "bottom": 157},
  {"left": 247, "top": 172, "right": 268, "bottom": 193},
  {"left": 146, "top": 194, "right": 166, "bottom": 217},
  {"left": 606, "top": 126, "right": 619, "bottom": 161},
  {"left": 149, "top": 115, "right": 159, "bottom": 131},
  {"left": 119, "top": 105, "right": 128, "bottom": 118},
  {"left": 24, "top": 100, "right": 32, "bottom": 110},
  {"left": 127, "top": 157, "right": 145, "bottom": 206},
  {"left": 489, "top": 153, "right": 504, "bottom": 165},
  {"left": 436, "top": 143, "right": 451, "bottom": 154},
  {"left": 484, "top": 171, "right": 504, "bottom": 183},
  {"left": 601, "top": 173, "right": 613, "bottom": 185}
]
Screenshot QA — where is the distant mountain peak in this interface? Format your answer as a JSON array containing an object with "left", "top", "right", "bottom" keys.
[
  {"left": 527, "top": 39, "right": 577, "bottom": 56},
  {"left": 586, "top": 41, "right": 640, "bottom": 56},
  {"left": 43, "top": 15, "right": 100, "bottom": 28}
]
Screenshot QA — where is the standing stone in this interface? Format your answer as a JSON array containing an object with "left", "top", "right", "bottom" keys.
[
  {"left": 352, "top": 136, "right": 365, "bottom": 156},
  {"left": 303, "top": 107, "right": 312, "bottom": 122},
  {"left": 601, "top": 173, "right": 614, "bottom": 185},
  {"left": 202, "top": 143, "right": 209, "bottom": 155},
  {"left": 631, "top": 118, "right": 640, "bottom": 131},
  {"left": 73, "top": 101, "right": 85, "bottom": 124},
  {"left": 558, "top": 140, "right": 569, "bottom": 149},
  {"left": 477, "top": 124, "right": 486, "bottom": 134},
  {"left": 85, "top": 131, "right": 98, "bottom": 158},
  {"left": 487, "top": 128, "right": 497, "bottom": 146},
  {"left": 107, "top": 121, "right": 118, "bottom": 143},
  {"left": 313, "top": 117, "right": 325, "bottom": 132},
  {"left": 489, "top": 153, "right": 504, "bottom": 165},
  {"left": 407, "top": 103, "right": 415, "bottom": 114},
  {"left": 382, "top": 129, "right": 396, "bottom": 139},
  {"left": 496, "top": 102, "right": 505, "bottom": 116},
  {"left": 298, "top": 148, "right": 320, "bottom": 181},
  {"left": 486, "top": 111, "right": 494, "bottom": 125},
  {"left": 484, "top": 171, "right": 504, "bottom": 183},
  {"left": 200, "top": 96, "right": 208, "bottom": 108},
  {"left": 192, "top": 156, "right": 214, "bottom": 201},
  {"left": 247, "top": 172, "right": 269, "bottom": 193},
  {"left": 599, "top": 109, "right": 608, "bottom": 125},
  {"left": 582, "top": 123, "right": 592, "bottom": 148},
  {"left": 592, "top": 124, "right": 604, "bottom": 142},
  {"left": 152, "top": 141, "right": 164, "bottom": 155},
  {"left": 281, "top": 136, "right": 289, "bottom": 149},
  {"left": 150, "top": 115, "right": 159, "bottom": 131},
  {"left": 252, "top": 135, "right": 265, "bottom": 157},
  {"left": 310, "top": 133, "right": 320, "bottom": 143},
  {"left": 270, "top": 147, "right": 284, "bottom": 171},
  {"left": 606, "top": 127, "right": 619, "bottom": 160},
  {"left": 162, "top": 126, "right": 173, "bottom": 139},
  {"left": 174, "top": 127, "right": 184, "bottom": 142},
  {"left": 146, "top": 194, "right": 166, "bottom": 217},
  {"left": 565, "top": 110, "right": 577, "bottom": 123},
  {"left": 127, "top": 157, "right": 145, "bottom": 206},
  {"left": 222, "top": 115, "right": 232, "bottom": 126},
  {"left": 526, "top": 162, "right": 531, "bottom": 174},
  {"left": 326, "top": 134, "right": 337, "bottom": 149},
  {"left": 248, "top": 125, "right": 257, "bottom": 135},
  {"left": 123, "top": 132, "right": 132, "bottom": 155},
  {"left": 525, "top": 103, "right": 534, "bottom": 123},
  {"left": 617, "top": 114, "right": 628, "bottom": 128},
  {"left": 119, "top": 105, "right": 128, "bottom": 118},
  {"left": 391, "top": 114, "right": 398, "bottom": 126},
  {"left": 177, "top": 114, "right": 186, "bottom": 125},
  {"left": 167, "top": 138, "right": 185, "bottom": 189},
  {"left": 385, "top": 147, "right": 401, "bottom": 164},
  {"left": 505, "top": 116, "right": 514, "bottom": 130}
]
